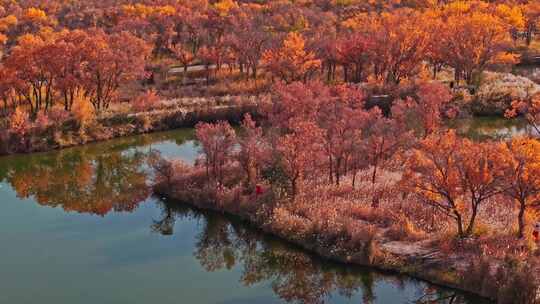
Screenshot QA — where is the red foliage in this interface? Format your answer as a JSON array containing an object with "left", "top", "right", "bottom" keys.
[
  {"left": 277, "top": 120, "right": 324, "bottom": 198},
  {"left": 316, "top": 84, "right": 371, "bottom": 185},
  {"left": 266, "top": 82, "right": 324, "bottom": 131},
  {"left": 34, "top": 111, "right": 50, "bottom": 131},
  {"left": 237, "top": 114, "right": 269, "bottom": 188},
  {"left": 131, "top": 89, "right": 161, "bottom": 112},
  {"left": 195, "top": 120, "right": 237, "bottom": 187}
]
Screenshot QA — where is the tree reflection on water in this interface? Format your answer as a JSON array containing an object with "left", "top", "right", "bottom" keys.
[
  {"left": 153, "top": 199, "right": 488, "bottom": 304},
  {"left": 0, "top": 129, "right": 197, "bottom": 217},
  {"left": 0, "top": 126, "right": 490, "bottom": 304},
  {"left": 3, "top": 147, "right": 151, "bottom": 216}
]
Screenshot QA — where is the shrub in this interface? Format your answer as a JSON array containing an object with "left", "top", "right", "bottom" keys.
[
  {"left": 9, "top": 107, "right": 30, "bottom": 136},
  {"left": 131, "top": 89, "right": 162, "bottom": 112},
  {"left": 148, "top": 152, "right": 179, "bottom": 187},
  {"left": 72, "top": 95, "right": 95, "bottom": 128},
  {"left": 135, "top": 114, "right": 153, "bottom": 131},
  {"left": 35, "top": 111, "right": 50, "bottom": 131},
  {"left": 384, "top": 215, "right": 427, "bottom": 241},
  {"left": 272, "top": 206, "right": 314, "bottom": 241},
  {"left": 48, "top": 108, "right": 70, "bottom": 127},
  {"left": 357, "top": 225, "right": 380, "bottom": 264},
  {"left": 349, "top": 203, "right": 394, "bottom": 226}
]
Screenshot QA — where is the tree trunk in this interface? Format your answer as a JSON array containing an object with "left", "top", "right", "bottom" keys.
[
  {"left": 455, "top": 212, "right": 465, "bottom": 238},
  {"left": 465, "top": 202, "right": 479, "bottom": 236},
  {"left": 518, "top": 199, "right": 526, "bottom": 238},
  {"left": 326, "top": 62, "right": 332, "bottom": 82},
  {"left": 454, "top": 68, "right": 460, "bottom": 84},
  {"left": 328, "top": 154, "right": 333, "bottom": 184},
  {"left": 371, "top": 162, "right": 378, "bottom": 185},
  {"left": 335, "top": 158, "right": 341, "bottom": 186},
  {"left": 291, "top": 176, "right": 298, "bottom": 200}
]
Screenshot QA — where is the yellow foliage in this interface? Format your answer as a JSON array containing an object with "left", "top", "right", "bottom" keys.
[
  {"left": 155, "top": 5, "right": 176, "bottom": 16},
  {"left": 72, "top": 93, "right": 95, "bottom": 127},
  {"left": 9, "top": 107, "right": 30, "bottom": 135},
  {"left": 341, "top": 12, "right": 370, "bottom": 30},
  {"left": 496, "top": 4, "right": 525, "bottom": 31},
  {"left": 214, "top": 0, "right": 238, "bottom": 16},
  {"left": 490, "top": 52, "right": 520, "bottom": 65},
  {"left": 122, "top": 4, "right": 176, "bottom": 18},
  {"left": 24, "top": 8, "right": 47, "bottom": 23},
  {"left": 262, "top": 32, "right": 321, "bottom": 83},
  {"left": 123, "top": 4, "right": 152, "bottom": 17},
  {"left": 443, "top": 1, "right": 469, "bottom": 15},
  {"left": 332, "top": 0, "right": 366, "bottom": 7}
]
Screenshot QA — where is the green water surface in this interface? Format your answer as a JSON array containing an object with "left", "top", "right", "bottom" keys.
[{"left": 0, "top": 127, "right": 494, "bottom": 304}]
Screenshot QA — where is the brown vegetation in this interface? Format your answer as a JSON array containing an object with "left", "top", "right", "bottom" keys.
[{"left": 155, "top": 81, "right": 540, "bottom": 303}]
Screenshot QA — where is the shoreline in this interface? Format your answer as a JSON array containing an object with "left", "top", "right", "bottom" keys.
[
  {"left": 0, "top": 102, "right": 259, "bottom": 157},
  {"left": 159, "top": 195, "right": 491, "bottom": 301},
  {"left": 153, "top": 185, "right": 496, "bottom": 302}
]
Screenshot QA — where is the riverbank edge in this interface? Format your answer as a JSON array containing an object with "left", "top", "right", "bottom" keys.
[
  {"left": 0, "top": 103, "right": 259, "bottom": 157},
  {"left": 154, "top": 186, "right": 494, "bottom": 302}
]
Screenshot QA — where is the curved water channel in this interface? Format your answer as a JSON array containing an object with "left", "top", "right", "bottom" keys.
[{"left": 0, "top": 119, "right": 520, "bottom": 304}]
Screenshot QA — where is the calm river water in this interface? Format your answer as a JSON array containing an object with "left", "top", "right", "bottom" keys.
[{"left": 0, "top": 125, "right": 500, "bottom": 304}]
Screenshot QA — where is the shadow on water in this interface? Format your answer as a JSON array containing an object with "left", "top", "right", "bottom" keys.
[{"left": 151, "top": 197, "right": 491, "bottom": 304}]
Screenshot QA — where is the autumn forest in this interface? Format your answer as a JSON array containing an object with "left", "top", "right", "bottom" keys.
[{"left": 1, "top": 0, "right": 540, "bottom": 303}]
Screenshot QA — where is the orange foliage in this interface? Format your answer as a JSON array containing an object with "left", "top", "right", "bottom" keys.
[
  {"left": 71, "top": 94, "right": 95, "bottom": 127},
  {"left": 9, "top": 107, "right": 30, "bottom": 136},
  {"left": 131, "top": 89, "right": 161, "bottom": 112},
  {"left": 262, "top": 32, "right": 321, "bottom": 84},
  {"left": 505, "top": 93, "right": 540, "bottom": 134},
  {"left": 499, "top": 138, "right": 540, "bottom": 238},
  {"left": 403, "top": 131, "right": 506, "bottom": 237},
  {"left": 437, "top": 8, "right": 514, "bottom": 84},
  {"left": 24, "top": 8, "right": 47, "bottom": 23}
]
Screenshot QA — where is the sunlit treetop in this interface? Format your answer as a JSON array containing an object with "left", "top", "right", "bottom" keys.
[
  {"left": 24, "top": 7, "right": 47, "bottom": 22},
  {"left": 213, "top": 0, "right": 238, "bottom": 16},
  {"left": 495, "top": 3, "right": 526, "bottom": 31},
  {"left": 122, "top": 4, "right": 177, "bottom": 18}
]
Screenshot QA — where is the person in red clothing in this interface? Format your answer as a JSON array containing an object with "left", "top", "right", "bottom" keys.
[
  {"left": 533, "top": 222, "right": 540, "bottom": 243},
  {"left": 255, "top": 184, "right": 263, "bottom": 197}
]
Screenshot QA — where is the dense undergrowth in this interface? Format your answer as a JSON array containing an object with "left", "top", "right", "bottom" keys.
[{"left": 152, "top": 81, "right": 540, "bottom": 303}]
